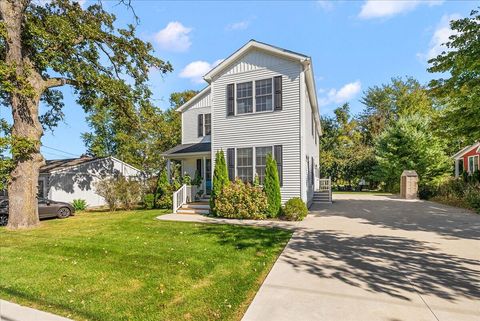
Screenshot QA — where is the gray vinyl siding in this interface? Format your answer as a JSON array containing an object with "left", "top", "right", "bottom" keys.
[
  {"left": 181, "top": 90, "right": 211, "bottom": 144},
  {"left": 211, "top": 50, "right": 302, "bottom": 202}
]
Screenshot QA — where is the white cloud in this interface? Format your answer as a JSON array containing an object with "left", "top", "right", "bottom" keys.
[
  {"left": 424, "top": 13, "right": 461, "bottom": 60},
  {"left": 154, "top": 22, "right": 192, "bottom": 52},
  {"left": 317, "top": 1, "right": 334, "bottom": 11},
  {"left": 359, "top": 0, "right": 443, "bottom": 19},
  {"left": 226, "top": 20, "right": 250, "bottom": 31},
  {"left": 179, "top": 59, "right": 224, "bottom": 84},
  {"left": 318, "top": 81, "right": 362, "bottom": 107}
]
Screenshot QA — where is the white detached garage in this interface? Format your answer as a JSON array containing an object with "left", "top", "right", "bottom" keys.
[{"left": 38, "top": 156, "right": 141, "bottom": 208}]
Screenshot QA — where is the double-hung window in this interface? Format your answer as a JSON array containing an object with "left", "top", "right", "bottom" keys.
[
  {"left": 255, "top": 79, "right": 273, "bottom": 112},
  {"left": 236, "top": 82, "right": 253, "bottom": 114},
  {"left": 468, "top": 155, "right": 479, "bottom": 173},
  {"left": 237, "top": 148, "right": 253, "bottom": 182},
  {"left": 204, "top": 113, "right": 211, "bottom": 135},
  {"left": 255, "top": 146, "right": 272, "bottom": 185}
]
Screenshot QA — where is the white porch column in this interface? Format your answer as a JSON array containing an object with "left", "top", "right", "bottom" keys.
[
  {"left": 166, "top": 159, "right": 171, "bottom": 183},
  {"left": 455, "top": 159, "right": 460, "bottom": 178},
  {"left": 202, "top": 156, "right": 206, "bottom": 194}
]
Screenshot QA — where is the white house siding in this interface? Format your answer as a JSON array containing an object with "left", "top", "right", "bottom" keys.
[
  {"left": 181, "top": 89, "right": 212, "bottom": 144},
  {"left": 211, "top": 49, "right": 302, "bottom": 203},
  {"left": 303, "top": 85, "right": 320, "bottom": 206},
  {"left": 46, "top": 157, "right": 141, "bottom": 207}
]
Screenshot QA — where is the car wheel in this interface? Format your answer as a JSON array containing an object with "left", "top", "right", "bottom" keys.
[
  {"left": 57, "top": 207, "right": 71, "bottom": 219},
  {"left": 0, "top": 215, "right": 8, "bottom": 226}
]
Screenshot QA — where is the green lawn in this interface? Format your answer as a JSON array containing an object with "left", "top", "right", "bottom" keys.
[{"left": 0, "top": 210, "right": 291, "bottom": 321}]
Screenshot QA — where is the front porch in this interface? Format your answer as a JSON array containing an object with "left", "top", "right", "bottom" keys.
[{"left": 162, "top": 143, "right": 212, "bottom": 213}]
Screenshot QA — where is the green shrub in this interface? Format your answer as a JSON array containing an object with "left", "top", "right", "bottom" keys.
[
  {"left": 211, "top": 150, "right": 229, "bottom": 215},
  {"left": 282, "top": 197, "right": 308, "bottom": 221},
  {"left": 95, "top": 176, "right": 143, "bottom": 211},
  {"left": 264, "top": 153, "right": 281, "bottom": 217},
  {"left": 215, "top": 179, "right": 268, "bottom": 219},
  {"left": 156, "top": 194, "right": 173, "bottom": 209},
  {"left": 465, "top": 184, "right": 480, "bottom": 213},
  {"left": 143, "top": 193, "right": 155, "bottom": 209},
  {"left": 72, "top": 199, "right": 88, "bottom": 211},
  {"left": 418, "top": 184, "right": 436, "bottom": 200}
]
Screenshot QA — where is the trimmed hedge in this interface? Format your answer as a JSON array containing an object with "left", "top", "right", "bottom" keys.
[
  {"left": 214, "top": 179, "right": 268, "bottom": 219},
  {"left": 282, "top": 197, "right": 308, "bottom": 221},
  {"left": 264, "top": 153, "right": 281, "bottom": 217}
]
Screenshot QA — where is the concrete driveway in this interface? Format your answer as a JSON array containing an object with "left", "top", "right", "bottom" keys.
[{"left": 242, "top": 194, "right": 480, "bottom": 321}]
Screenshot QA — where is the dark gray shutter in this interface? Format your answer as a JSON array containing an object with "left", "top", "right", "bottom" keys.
[
  {"left": 227, "top": 84, "right": 235, "bottom": 116},
  {"left": 274, "top": 145, "right": 283, "bottom": 187},
  {"left": 274, "top": 76, "right": 282, "bottom": 111},
  {"left": 227, "top": 148, "right": 235, "bottom": 181},
  {"left": 198, "top": 114, "right": 204, "bottom": 137},
  {"left": 196, "top": 159, "right": 202, "bottom": 177}
]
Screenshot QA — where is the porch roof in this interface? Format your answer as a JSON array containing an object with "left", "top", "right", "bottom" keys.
[{"left": 162, "top": 143, "right": 211, "bottom": 157}]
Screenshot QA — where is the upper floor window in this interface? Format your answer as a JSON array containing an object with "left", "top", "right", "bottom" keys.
[
  {"left": 255, "top": 79, "right": 273, "bottom": 112},
  {"left": 204, "top": 113, "right": 211, "bottom": 135},
  {"left": 236, "top": 82, "right": 253, "bottom": 114},
  {"left": 198, "top": 113, "right": 211, "bottom": 137}
]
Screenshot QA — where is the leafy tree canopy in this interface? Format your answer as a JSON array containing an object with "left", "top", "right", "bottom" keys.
[{"left": 428, "top": 8, "right": 480, "bottom": 144}]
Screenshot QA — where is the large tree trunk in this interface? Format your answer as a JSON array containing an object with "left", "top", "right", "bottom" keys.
[{"left": 1, "top": 0, "right": 45, "bottom": 229}]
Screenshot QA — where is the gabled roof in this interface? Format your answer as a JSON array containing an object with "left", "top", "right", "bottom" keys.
[
  {"left": 203, "top": 39, "right": 310, "bottom": 82},
  {"left": 452, "top": 142, "right": 480, "bottom": 159},
  {"left": 40, "top": 156, "right": 100, "bottom": 173},
  {"left": 40, "top": 156, "right": 141, "bottom": 174},
  {"left": 175, "top": 39, "right": 322, "bottom": 136},
  {"left": 176, "top": 86, "right": 210, "bottom": 113}
]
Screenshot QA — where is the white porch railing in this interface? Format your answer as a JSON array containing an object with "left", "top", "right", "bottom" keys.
[
  {"left": 318, "top": 177, "right": 332, "bottom": 203},
  {"left": 172, "top": 184, "right": 197, "bottom": 213}
]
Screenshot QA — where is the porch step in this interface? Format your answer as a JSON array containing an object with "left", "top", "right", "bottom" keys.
[
  {"left": 177, "top": 202, "right": 211, "bottom": 215},
  {"left": 313, "top": 191, "right": 332, "bottom": 204}
]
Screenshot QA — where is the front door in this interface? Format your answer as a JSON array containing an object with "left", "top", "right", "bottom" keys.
[{"left": 205, "top": 159, "right": 212, "bottom": 194}]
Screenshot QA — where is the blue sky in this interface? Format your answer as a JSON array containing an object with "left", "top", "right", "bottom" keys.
[{"left": 11, "top": 0, "right": 476, "bottom": 159}]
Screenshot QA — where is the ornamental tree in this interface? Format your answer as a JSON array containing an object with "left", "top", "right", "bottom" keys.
[
  {"left": 264, "top": 153, "right": 281, "bottom": 217},
  {"left": 210, "top": 150, "right": 229, "bottom": 215},
  {"left": 0, "top": 0, "right": 171, "bottom": 229}
]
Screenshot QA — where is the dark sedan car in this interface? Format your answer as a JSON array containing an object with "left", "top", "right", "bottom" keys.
[{"left": 0, "top": 198, "right": 75, "bottom": 226}]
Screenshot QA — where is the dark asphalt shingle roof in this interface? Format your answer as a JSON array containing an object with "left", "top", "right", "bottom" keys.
[
  {"left": 162, "top": 143, "right": 211, "bottom": 156},
  {"left": 40, "top": 157, "right": 101, "bottom": 173}
]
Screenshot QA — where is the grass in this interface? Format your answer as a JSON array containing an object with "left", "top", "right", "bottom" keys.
[{"left": 0, "top": 210, "right": 291, "bottom": 321}]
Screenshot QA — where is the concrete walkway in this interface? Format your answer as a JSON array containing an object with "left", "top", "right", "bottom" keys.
[
  {"left": 0, "top": 300, "right": 73, "bottom": 321},
  {"left": 242, "top": 194, "right": 480, "bottom": 321},
  {"left": 158, "top": 213, "right": 300, "bottom": 230}
]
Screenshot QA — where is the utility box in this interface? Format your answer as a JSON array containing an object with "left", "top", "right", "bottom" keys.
[{"left": 400, "top": 170, "right": 418, "bottom": 199}]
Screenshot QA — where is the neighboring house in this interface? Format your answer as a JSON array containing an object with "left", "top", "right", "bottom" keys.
[
  {"left": 39, "top": 156, "right": 141, "bottom": 207},
  {"left": 163, "top": 40, "right": 328, "bottom": 210},
  {"left": 453, "top": 142, "right": 480, "bottom": 177}
]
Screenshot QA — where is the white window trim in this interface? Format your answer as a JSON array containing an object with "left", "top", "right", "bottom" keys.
[
  {"left": 468, "top": 155, "right": 479, "bottom": 173},
  {"left": 232, "top": 144, "right": 279, "bottom": 184},
  {"left": 232, "top": 77, "right": 275, "bottom": 116},
  {"left": 204, "top": 113, "right": 211, "bottom": 136}
]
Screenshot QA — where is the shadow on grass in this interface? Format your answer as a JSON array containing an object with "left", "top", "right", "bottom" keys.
[
  {"left": 0, "top": 287, "right": 100, "bottom": 321},
  {"left": 196, "top": 224, "right": 292, "bottom": 252}
]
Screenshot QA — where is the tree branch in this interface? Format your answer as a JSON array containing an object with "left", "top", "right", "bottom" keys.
[{"left": 42, "top": 77, "right": 76, "bottom": 90}]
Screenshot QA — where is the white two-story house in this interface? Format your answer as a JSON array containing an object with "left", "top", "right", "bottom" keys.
[{"left": 163, "top": 40, "right": 328, "bottom": 212}]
